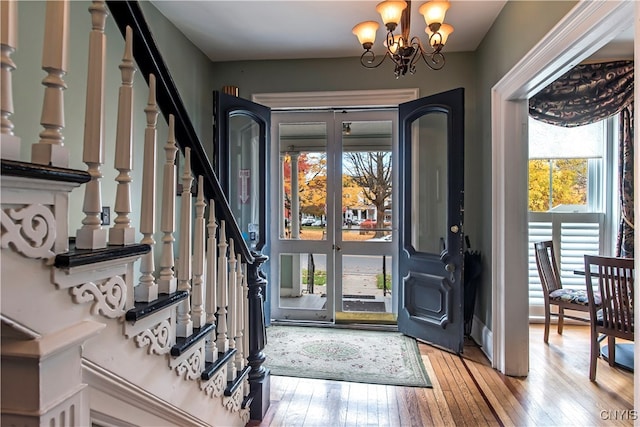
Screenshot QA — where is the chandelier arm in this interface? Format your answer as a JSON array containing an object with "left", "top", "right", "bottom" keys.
[
  {"left": 408, "top": 36, "right": 445, "bottom": 71},
  {"left": 359, "top": 49, "right": 391, "bottom": 69},
  {"left": 417, "top": 50, "right": 445, "bottom": 71}
]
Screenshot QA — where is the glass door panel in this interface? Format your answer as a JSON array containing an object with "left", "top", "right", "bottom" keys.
[
  {"left": 228, "top": 113, "right": 262, "bottom": 249},
  {"left": 340, "top": 254, "right": 392, "bottom": 313},
  {"left": 336, "top": 113, "right": 396, "bottom": 321},
  {"left": 270, "top": 110, "right": 397, "bottom": 323},
  {"left": 271, "top": 114, "right": 334, "bottom": 322}
]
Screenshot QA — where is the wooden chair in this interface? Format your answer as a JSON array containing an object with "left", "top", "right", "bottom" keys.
[
  {"left": 583, "top": 255, "right": 634, "bottom": 381},
  {"left": 534, "top": 241, "right": 597, "bottom": 343}
]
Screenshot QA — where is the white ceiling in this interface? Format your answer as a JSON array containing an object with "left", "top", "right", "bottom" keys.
[{"left": 149, "top": 0, "right": 508, "bottom": 62}]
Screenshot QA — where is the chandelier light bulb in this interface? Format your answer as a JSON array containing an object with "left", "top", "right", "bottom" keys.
[
  {"left": 352, "top": 21, "right": 380, "bottom": 49},
  {"left": 426, "top": 23, "right": 454, "bottom": 48},
  {"left": 375, "top": 0, "right": 407, "bottom": 32},
  {"left": 419, "top": 0, "right": 450, "bottom": 30}
]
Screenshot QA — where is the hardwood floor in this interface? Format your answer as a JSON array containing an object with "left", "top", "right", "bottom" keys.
[{"left": 248, "top": 324, "right": 634, "bottom": 426}]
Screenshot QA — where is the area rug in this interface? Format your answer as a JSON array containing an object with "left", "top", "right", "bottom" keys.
[{"left": 263, "top": 326, "right": 432, "bottom": 387}]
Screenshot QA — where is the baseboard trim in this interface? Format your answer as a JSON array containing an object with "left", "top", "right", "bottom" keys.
[
  {"left": 82, "top": 359, "right": 208, "bottom": 427},
  {"left": 470, "top": 315, "right": 493, "bottom": 364}
]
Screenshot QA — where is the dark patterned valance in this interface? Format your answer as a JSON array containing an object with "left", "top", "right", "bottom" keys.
[{"left": 529, "top": 60, "right": 633, "bottom": 127}]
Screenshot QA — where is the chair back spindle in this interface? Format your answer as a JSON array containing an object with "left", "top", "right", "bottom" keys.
[
  {"left": 534, "top": 240, "right": 594, "bottom": 343},
  {"left": 584, "top": 255, "right": 634, "bottom": 381}
]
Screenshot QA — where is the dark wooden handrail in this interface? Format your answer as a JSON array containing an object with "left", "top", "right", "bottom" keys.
[{"left": 106, "top": 0, "right": 254, "bottom": 265}]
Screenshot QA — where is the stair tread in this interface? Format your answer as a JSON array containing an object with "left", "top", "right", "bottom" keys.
[
  {"left": 171, "top": 323, "right": 216, "bottom": 357},
  {"left": 201, "top": 348, "right": 237, "bottom": 380},
  {"left": 1, "top": 159, "right": 91, "bottom": 184},
  {"left": 55, "top": 243, "right": 150, "bottom": 268},
  {"left": 125, "top": 291, "right": 189, "bottom": 322},
  {"left": 225, "top": 365, "right": 251, "bottom": 396}
]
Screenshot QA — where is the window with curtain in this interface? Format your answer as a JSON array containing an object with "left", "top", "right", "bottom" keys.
[
  {"left": 527, "top": 117, "right": 613, "bottom": 308},
  {"left": 526, "top": 60, "right": 633, "bottom": 312}
]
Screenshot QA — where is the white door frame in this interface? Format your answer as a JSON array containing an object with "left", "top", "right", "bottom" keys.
[
  {"left": 491, "top": 0, "right": 636, "bottom": 377},
  {"left": 256, "top": 89, "right": 418, "bottom": 322}
]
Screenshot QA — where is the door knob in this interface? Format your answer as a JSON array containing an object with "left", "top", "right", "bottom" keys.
[
  {"left": 445, "top": 263, "right": 456, "bottom": 282},
  {"left": 333, "top": 244, "right": 341, "bottom": 251}
]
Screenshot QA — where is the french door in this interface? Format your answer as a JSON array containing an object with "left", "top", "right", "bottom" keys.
[
  {"left": 269, "top": 110, "right": 397, "bottom": 323},
  {"left": 397, "top": 88, "right": 465, "bottom": 354}
]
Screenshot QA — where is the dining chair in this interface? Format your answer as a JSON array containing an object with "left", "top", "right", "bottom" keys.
[
  {"left": 534, "top": 240, "right": 598, "bottom": 343},
  {"left": 583, "top": 255, "right": 634, "bottom": 381}
]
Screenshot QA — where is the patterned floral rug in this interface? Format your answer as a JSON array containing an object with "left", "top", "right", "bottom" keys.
[{"left": 263, "top": 326, "right": 432, "bottom": 387}]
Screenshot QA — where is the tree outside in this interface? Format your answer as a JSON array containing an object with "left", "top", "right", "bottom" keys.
[
  {"left": 282, "top": 152, "right": 327, "bottom": 221},
  {"left": 528, "top": 158, "right": 587, "bottom": 212},
  {"left": 281, "top": 150, "right": 393, "bottom": 239},
  {"left": 344, "top": 151, "right": 392, "bottom": 238}
]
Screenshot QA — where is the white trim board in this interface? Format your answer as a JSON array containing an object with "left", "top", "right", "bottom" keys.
[
  {"left": 252, "top": 89, "right": 419, "bottom": 110},
  {"left": 491, "top": 0, "right": 635, "bottom": 377}
]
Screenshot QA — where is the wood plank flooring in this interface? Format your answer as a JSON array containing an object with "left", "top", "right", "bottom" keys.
[{"left": 248, "top": 324, "right": 634, "bottom": 426}]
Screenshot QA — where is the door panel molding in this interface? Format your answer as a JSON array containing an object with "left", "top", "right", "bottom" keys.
[{"left": 404, "top": 272, "right": 451, "bottom": 328}]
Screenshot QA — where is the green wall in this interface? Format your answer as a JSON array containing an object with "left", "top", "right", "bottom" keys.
[
  {"left": 473, "top": 1, "right": 578, "bottom": 331},
  {"left": 12, "top": 1, "right": 215, "bottom": 238},
  {"left": 208, "top": 0, "right": 579, "bottom": 337},
  {"left": 11, "top": 0, "right": 579, "bottom": 341}
]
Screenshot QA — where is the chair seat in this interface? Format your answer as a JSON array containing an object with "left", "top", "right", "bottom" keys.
[{"left": 549, "top": 288, "right": 601, "bottom": 306}]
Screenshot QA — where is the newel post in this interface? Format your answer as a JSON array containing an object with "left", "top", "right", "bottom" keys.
[{"left": 247, "top": 251, "right": 269, "bottom": 420}]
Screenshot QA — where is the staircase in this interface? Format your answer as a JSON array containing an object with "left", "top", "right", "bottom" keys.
[{"left": 0, "top": 1, "right": 269, "bottom": 425}]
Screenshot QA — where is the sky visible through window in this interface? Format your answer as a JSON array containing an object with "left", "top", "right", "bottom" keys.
[{"left": 528, "top": 118, "right": 604, "bottom": 159}]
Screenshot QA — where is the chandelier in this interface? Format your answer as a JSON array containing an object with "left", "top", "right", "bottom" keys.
[{"left": 352, "top": 0, "right": 454, "bottom": 77}]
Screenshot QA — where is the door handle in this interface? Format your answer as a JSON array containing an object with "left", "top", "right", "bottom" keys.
[
  {"left": 333, "top": 244, "right": 341, "bottom": 251},
  {"left": 445, "top": 263, "right": 455, "bottom": 283}
]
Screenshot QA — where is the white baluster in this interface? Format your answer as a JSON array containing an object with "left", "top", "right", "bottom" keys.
[
  {"left": 176, "top": 147, "right": 193, "bottom": 338},
  {"left": 136, "top": 74, "right": 158, "bottom": 302},
  {"left": 235, "top": 258, "right": 245, "bottom": 371},
  {"left": 158, "top": 114, "right": 177, "bottom": 294},
  {"left": 0, "top": 0, "right": 20, "bottom": 160},
  {"left": 109, "top": 25, "right": 136, "bottom": 245},
  {"left": 227, "top": 239, "right": 237, "bottom": 381},
  {"left": 205, "top": 201, "right": 218, "bottom": 362},
  {"left": 192, "top": 175, "right": 206, "bottom": 328},
  {"left": 75, "top": 0, "right": 108, "bottom": 248},
  {"left": 242, "top": 262, "right": 250, "bottom": 396},
  {"left": 216, "top": 220, "right": 229, "bottom": 353},
  {"left": 32, "top": 0, "right": 71, "bottom": 167}
]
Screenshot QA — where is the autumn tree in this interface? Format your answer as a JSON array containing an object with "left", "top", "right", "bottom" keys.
[
  {"left": 344, "top": 151, "right": 392, "bottom": 237},
  {"left": 282, "top": 152, "right": 327, "bottom": 219},
  {"left": 341, "top": 174, "right": 362, "bottom": 218},
  {"left": 528, "top": 158, "right": 587, "bottom": 211},
  {"left": 298, "top": 154, "right": 327, "bottom": 217}
]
